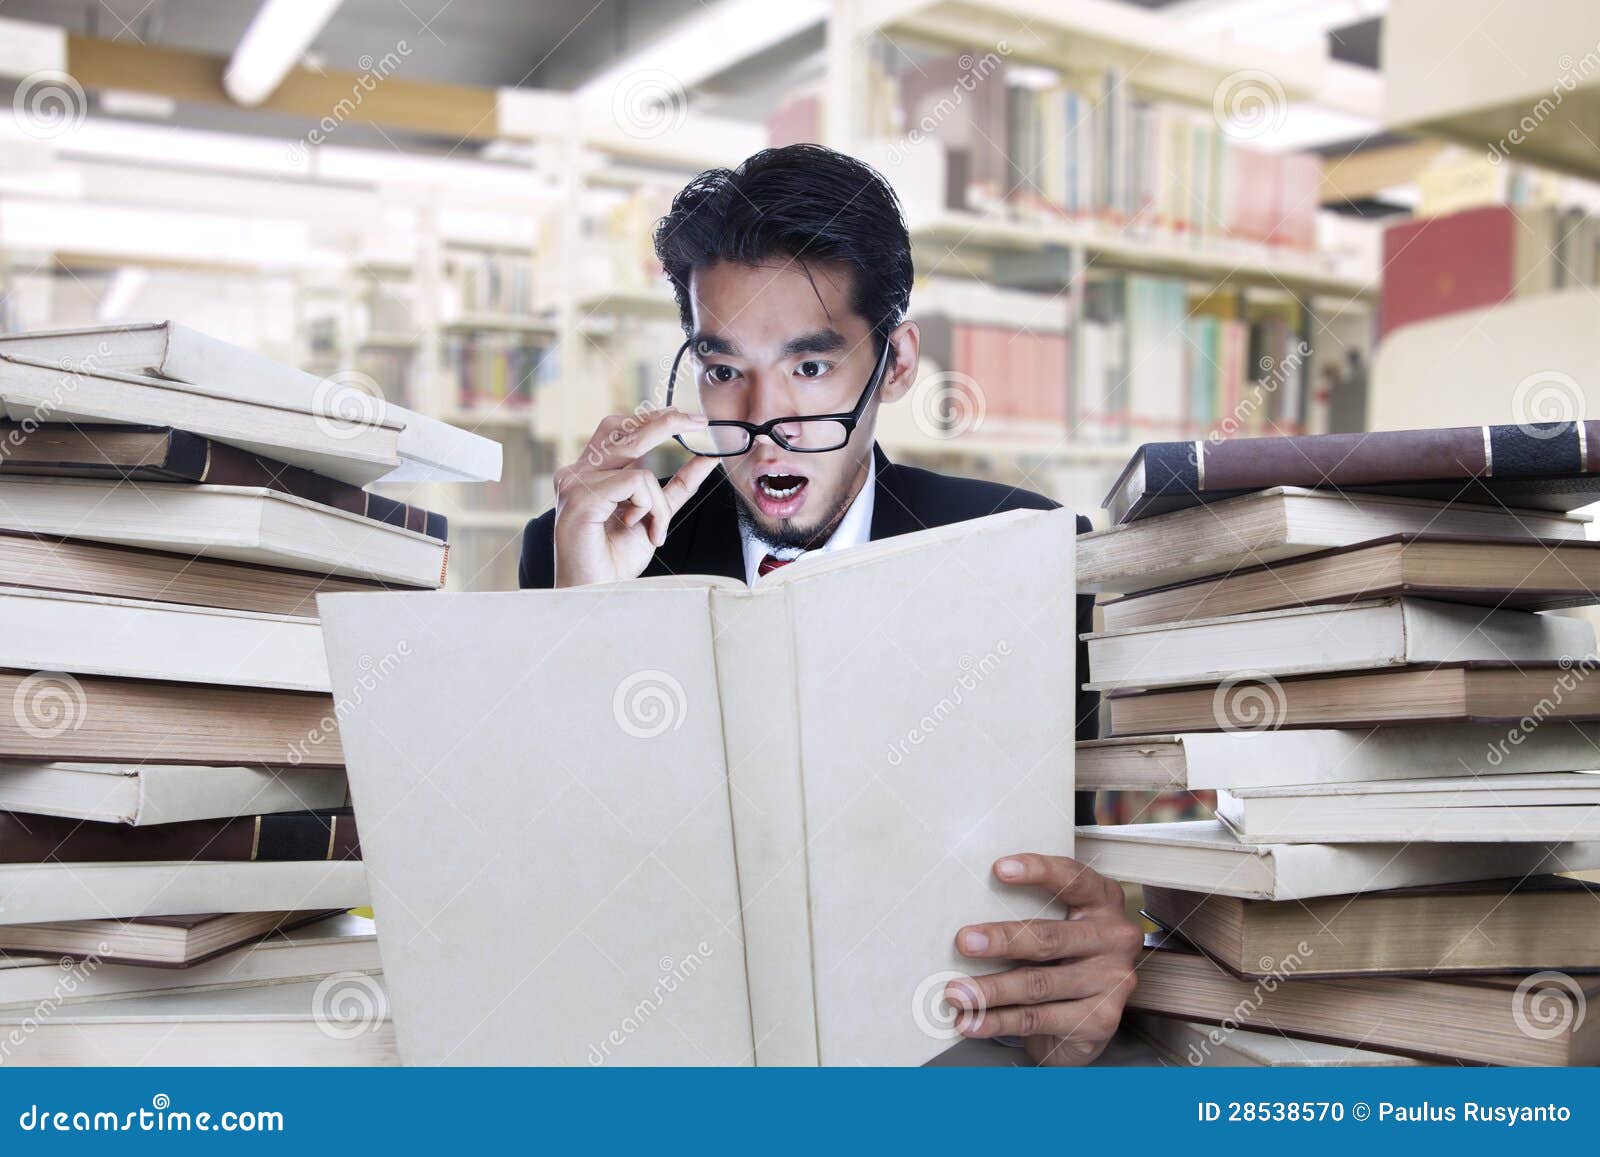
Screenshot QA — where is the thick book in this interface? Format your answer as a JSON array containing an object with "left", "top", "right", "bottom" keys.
[
  {"left": 0, "top": 423, "right": 446, "bottom": 538},
  {"left": 0, "top": 531, "right": 408, "bottom": 618},
  {"left": 0, "top": 672, "right": 342, "bottom": 767},
  {"left": 0, "top": 859, "right": 367, "bottom": 924},
  {"left": 1127, "top": 1013, "right": 1431, "bottom": 1068},
  {"left": 1076, "top": 486, "right": 1587, "bottom": 593},
  {"left": 1105, "top": 662, "right": 1600, "bottom": 736},
  {"left": 1083, "top": 596, "right": 1593, "bottom": 691},
  {"left": 0, "top": 762, "right": 348, "bottom": 825},
  {"left": 1215, "top": 772, "right": 1600, "bottom": 843},
  {"left": 1130, "top": 932, "right": 1600, "bottom": 1066},
  {"left": 1076, "top": 723, "right": 1600, "bottom": 792},
  {"left": 0, "top": 321, "right": 500, "bottom": 484},
  {"left": 0, "top": 477, "right": 447, "bottom": 586},
  {"left": 0, "top": 586, "right": 328, "bottom": 692},
  {"left": 1143, "top": 875, "right": 1600, "bottom": 978},
  {"left": 1099, "top": 533, "right": 1600, "bottom": 630},
  {"left": 1075, "top": 819, "right": 1600, "bottom": 901},
  {"left": 0, "top": 807, "right": 359, "bottom": 864},
  {"left": 0, "top": 912, "right": 376, "bottom": 1008},
  {"left": 319, "top": 509, "right": 1078, "bottom": 1066},
  {"left": 0, "top": 353, "right": 401, "bottom": 487},
  {"left": 1103, "top": 421, "right": 1600, "bottom": 524},
  {"left": 0, "top": 909, "right": 337, "bottom": 966},
  {"left": 0, "top": 976, "right": 395, "bottom": 1066}
]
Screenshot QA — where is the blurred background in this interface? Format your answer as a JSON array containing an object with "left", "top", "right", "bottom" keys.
[{"left": 1, "top": 0, "right": 1597, "bottom": 623}]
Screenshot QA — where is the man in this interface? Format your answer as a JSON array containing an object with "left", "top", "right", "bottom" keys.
[{"left": 519, "top": 143, "right": 1138, "bottom": 1066}]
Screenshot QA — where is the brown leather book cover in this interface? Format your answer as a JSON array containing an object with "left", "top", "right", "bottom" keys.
[
  {"left": 0, "top": 423, "right": 446, "bottom": 540},
  {"left": 1106, "top": 421, "right": 1600, "bottom": 523},
  {"left": 0, "top": 809, "right": 358, "bottom": 863}
]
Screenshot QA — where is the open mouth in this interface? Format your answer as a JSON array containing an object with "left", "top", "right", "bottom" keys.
[{"left": 752, "top": 471, "right": 810, "bottom": 518}]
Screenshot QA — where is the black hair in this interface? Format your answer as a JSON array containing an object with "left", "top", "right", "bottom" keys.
[{"left": 652, "top": 144, "right": 914, "bottom": 361}]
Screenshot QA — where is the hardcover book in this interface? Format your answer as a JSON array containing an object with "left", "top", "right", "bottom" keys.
[{"left": 319, "top": 509, "right": 1078, "bottom": 1066}]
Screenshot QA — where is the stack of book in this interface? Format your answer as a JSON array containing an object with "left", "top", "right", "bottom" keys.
[
  {"left": 0, "top": 321, "right": 500, "bottom": 1066},
  {"left": 1077, "top": 422, "right": 1600, "bottom": 1067}
]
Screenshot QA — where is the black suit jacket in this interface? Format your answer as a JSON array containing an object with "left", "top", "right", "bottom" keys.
[{"left": 518, "top": 444, "right": 1099, "bottom": 825}]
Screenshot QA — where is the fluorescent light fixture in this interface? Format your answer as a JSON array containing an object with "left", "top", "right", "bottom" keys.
[
  {"left": 96, "top": 267, "right": 148, "bottom": 321},
  {"left": 98, "top": 89, "right": 177, "bottom": 118},
  {"left": 223, "top": 0, "right": 344, "bottom": 106}
]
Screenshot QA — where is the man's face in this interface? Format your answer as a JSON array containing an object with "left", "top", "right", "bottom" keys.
[{"left": 684, "top": 259, "right": 907, "bottom": 550}]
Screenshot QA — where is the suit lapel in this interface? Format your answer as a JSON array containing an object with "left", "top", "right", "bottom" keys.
[{"left": 868, "top": 443, "right": 923, "bottom": 542}]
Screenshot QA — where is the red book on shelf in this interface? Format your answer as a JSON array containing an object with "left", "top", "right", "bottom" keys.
[
  {"left": 1379, "top": 204, "right": 1519, "bottom": 336},
  {"left": 1227, "top": 147, "right": 1279, "bottom": 244},
  {"left": 1270, "top": 153, "right": 1321, "bottom": 250}
]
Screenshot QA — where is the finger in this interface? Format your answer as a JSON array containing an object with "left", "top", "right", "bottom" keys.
[
  {"left": 560, "top": 468, "right": 657, "bottom": 525},
  {"left": 662, "top": 453, "right": 721, "bottom": 516},
  {"left": 994, "top": 853, "right": 1119, "bottom": 912},
  {"left": 945, "top": 957, "right": 1130, "bottom": 1011},
  {"left": 956, "top": 980, "right": 1134, "bottom": 1042},
  {"left": 584, "top": 409, "right": 707, "bottom": 468},
  {"left": 955, "top": 916, "right": 1124, "bottom": 962},
  {"left": 641, "top": 469, "right": 674, "bottom": 548}
]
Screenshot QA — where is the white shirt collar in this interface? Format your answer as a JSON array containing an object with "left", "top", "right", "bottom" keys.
[{"left": 740, "top": 454, "right": 877, "bottom": 585}]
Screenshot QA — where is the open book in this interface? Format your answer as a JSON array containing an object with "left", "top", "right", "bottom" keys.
[{"left": 318, "top": 509, "right": 1078, "bottom": 1065}]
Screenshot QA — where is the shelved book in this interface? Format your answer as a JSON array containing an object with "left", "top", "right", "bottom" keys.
[
  {"left": 1103, "top": 421, "right": 1600, "bottom": 524},
  {"left": 0, "top": 321, "right": 501, "bottom": 484},
  {"left": 1130, "top": 932, "right": 1600, "bottom": 1066},
  {"left": 1098, "top": 534, "right": 1600, "bottom": 629},
  {"left": 319, "top": 509, "right": 1078, "bottom": 1066},
  {"left": 0, "top": 912, "right": 377, "bottom": 1008},
  {"left": 1075, "top": 820, "right": 1600, "bottom": 902},
  {"left": 1128, "top": 1013, "right": 1431, "bottom": 1068},
  {"left": 1076, "top": 723, "right": 1600, "bottom": 792},
  {"left": 1083, "top": 597, "right": 1593, "bottom": 691},
  {"left": 1075, "top": 486, "right": 1586, "bottom": 592},
  {"left": 1142, "top": 876, "right": 1600, "bottom": 977}
]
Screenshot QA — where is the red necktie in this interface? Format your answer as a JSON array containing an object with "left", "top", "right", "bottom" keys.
[{"left": 758, "top": 553, "right": 793, "bottom": 577}]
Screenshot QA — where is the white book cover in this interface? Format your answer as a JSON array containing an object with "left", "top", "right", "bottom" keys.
[
  {"left": 0, "top": 322, "right": 501, "bottom": 484},
  {"left": 0, "top": 586, "right": 327, "bottom": 692},
  {"left": 0, "top": 353, "right": 401, "bottom": 487},
  {"left": 1077, "top": 723, "right": 1600, "bottom": 791},
  {"left": 1084, "top": 597, "right": 1596, "bottom": 691},
  {"left": 1075, "top": 819, "right": 1600, "bottom": 900},
  {"left": 318, "top": 509, "right": 1078, "bottom": 1066},
  {"left": 0, "top": 861, "right": 368, "bottom": 925},
  {"left": 0, "top": 913, "right": 379, "bottom": 1009},
  {"left": 0, "top": 976, "right": 395, "bottom": 1066},
  {"left": 0, "top": 762, "right": 348, "bottom": 826},
  {"left": 0, "top": 478, "right": 446, "bottom": 586}
]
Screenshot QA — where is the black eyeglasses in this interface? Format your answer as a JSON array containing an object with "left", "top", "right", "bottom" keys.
[{"left": 664, "top": 337, "right": 892, "bottom": 457}]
